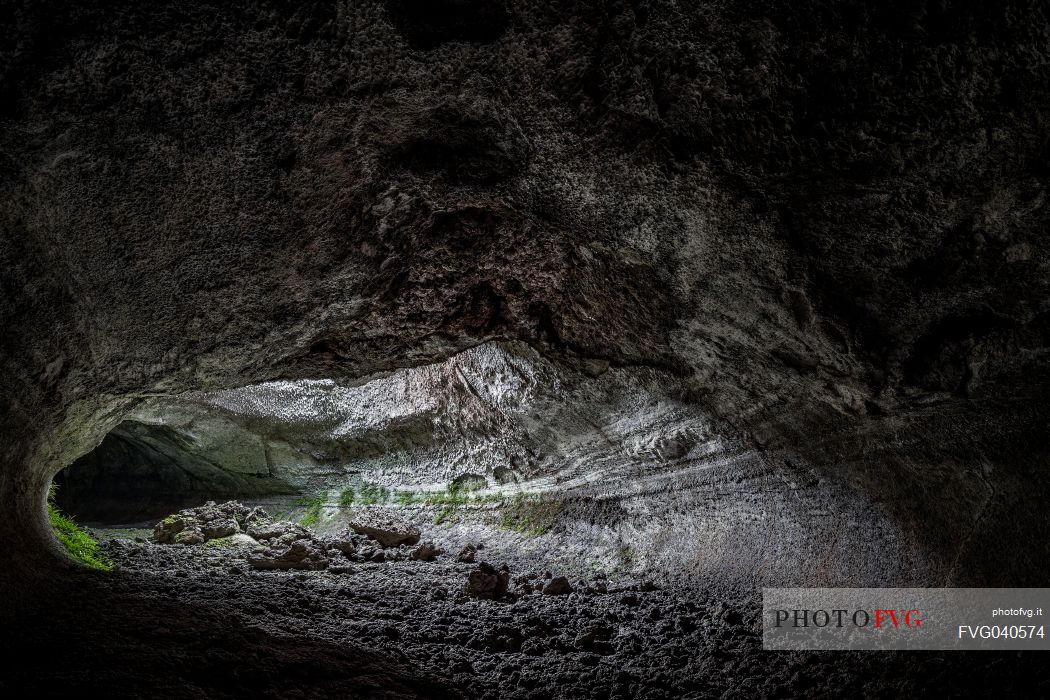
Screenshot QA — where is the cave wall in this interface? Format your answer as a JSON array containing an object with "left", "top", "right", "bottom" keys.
[{"left": 1, "top": 0, "right": 1048, "bottom": 585}]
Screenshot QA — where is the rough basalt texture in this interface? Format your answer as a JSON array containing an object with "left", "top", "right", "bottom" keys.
[{"left": 1, "top": 0, "right": 1049, "bottom": 694}]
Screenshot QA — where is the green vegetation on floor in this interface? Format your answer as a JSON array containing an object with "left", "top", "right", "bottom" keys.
[
  {"left": 433, "top": 505, "right": 457, "bottom": 525},
  {"left": 338, "top": 487, "right": 355, "bottom": 508},
  {"left": 296, "top": 494, "right": 325, "bottom": 527},
  {"left": 358, "top": 483, "right": 390, "bottom": 505},
  {"left": 499, "top": 492, "right": 563, "bottom": 536},
  {"left": 330, "top": 476, "right": 543, "bottom": 530},
  {"left": 616, "top": 543, "right": 636, "bottom": 568},
  {"left": 47, "top": 485, "right": 112, "bottom": 571}
]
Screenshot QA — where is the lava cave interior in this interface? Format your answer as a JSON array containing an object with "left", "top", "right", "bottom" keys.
[{"left": 3, "top": 0, "right": 1050, "bottom": 697}]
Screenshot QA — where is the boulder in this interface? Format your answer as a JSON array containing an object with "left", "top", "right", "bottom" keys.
[
  {"left": 153, "top": 514, "right": 189, "bottom": 543},
  {"left": 542, "top": 576, "right": 573, "bottom": 596},
  {"left": 248, "top": 538, "right": 328, "bottom": 571},
  {"left": 247, "top": 519, "right": 312, "bottom": 542},
  {"left": 224, "top": 533, "right": 259, "bottom": 547},
  {"left": 322, "top": 533, "right": 363, "bottom": 556},
  {"left": 409, "top": 541, "right": 441, "bottom": 561},
  {"left": 348, "top": 509, "right": 421, "bottom": 548},
  {"left": 466, "top": 562, "right": 510, "bottom": 598},
  {"left": 200, "top": 518, "right": 238, "bottom": 540},
  {"left": 173, "top": 528, "right": 205, "bottom": 545}
]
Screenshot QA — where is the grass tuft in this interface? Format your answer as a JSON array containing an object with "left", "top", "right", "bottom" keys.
[{"left": 434, "top": 505, "right": 459, "bottom": 525}]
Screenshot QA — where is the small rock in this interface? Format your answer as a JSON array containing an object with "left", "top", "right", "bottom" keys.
[
  {"left": 410, "top": 541, "right": 442, "bottom": 561},
  {"left": 466, "top": 561, "right": 510, "bottom": 599},
  {"left": 173, "top": 529, "right": 205, "bottom": 546},
  {"left": 542, "top": 576, "right": 573, "bottom": 596},
  {"left": 248, "top": 538, "right": 328, "bottom": 571}
]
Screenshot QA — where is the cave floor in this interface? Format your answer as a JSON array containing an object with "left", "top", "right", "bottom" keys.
[{"left": 2, "top": 530, "right": 1044, "bottom": 699}]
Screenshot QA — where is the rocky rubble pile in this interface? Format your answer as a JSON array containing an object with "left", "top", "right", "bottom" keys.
[
  {"left": 152, "top": 500, "right": 440, "bottom": 571},
  {"left": 153, "top": 500, "right": 268, "bottom": 545}
]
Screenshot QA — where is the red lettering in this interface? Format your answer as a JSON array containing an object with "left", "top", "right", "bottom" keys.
[{"left": 874, "top": 609, "right": 900, "bottom": 629}]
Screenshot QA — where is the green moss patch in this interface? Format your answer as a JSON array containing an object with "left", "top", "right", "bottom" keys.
[
  {"left": 47, "top": 496, "right": 113, "bottom": 571},
  {"left": 296, "top": 494, "right": 325, "bottom": 527},
  {"left": 499, "top": 493, "right": 563, "bottom": 536}
]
